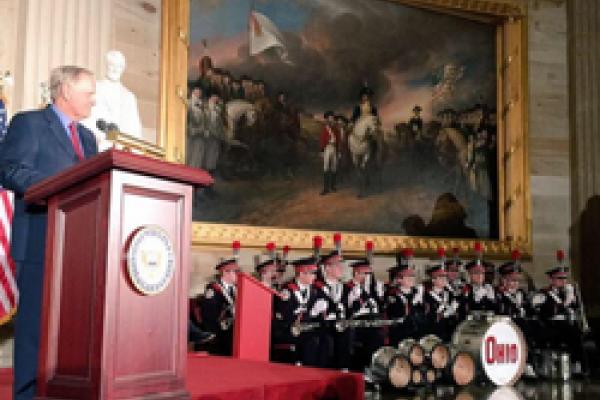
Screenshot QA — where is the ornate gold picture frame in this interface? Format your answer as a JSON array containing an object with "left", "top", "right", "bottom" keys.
[{"left": 160, "top": 0, "right": 529, "bottom": 258}]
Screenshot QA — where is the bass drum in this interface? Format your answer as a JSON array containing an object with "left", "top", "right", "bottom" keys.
[
  {"left": 451, "top": 314, "right": 527, "bottom": 386},
  {"left": 370, "top": 346, "right": 412, "bottom": 389}
]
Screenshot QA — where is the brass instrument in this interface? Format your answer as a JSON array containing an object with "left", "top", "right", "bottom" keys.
[
  {"left": 574, "top": 283, "right": 591, "bottom": 334},
  {"left": 290, "top": 321, "right": 321, "bottom": 337},
  {"left": 335, "top": 317, "right": 405, "bottom": 332}
]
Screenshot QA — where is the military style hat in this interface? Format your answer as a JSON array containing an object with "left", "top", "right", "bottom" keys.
[
  {"left": 445, "top": 247, "right": 463, "bottom": 272},
  {"left": 255, "top": 242, "right": 277, "bottom": 273},
  {"left": 276, "top": 245, "right": 291, "bottom": 272},
  {"left": 465, "top": 242, "right": 485, "bottom": 274},
  {"left": 498, "top": 249, "right": 523, "bottom": 277},
  {"left": 349, "top": 258, "right": 372, "bottom": 274},
  {"left": 389, "top": 248, "right": 416, "bottom": 280},
  {"left": 291, "top": 256, "right": 319, "bottom": 273},
  {"left": 216, "top": 241, "right": 241, "bottom": 272},
  {"left": 546, "top": 249, "right": 569, "bottom": 278},
  {"left": 426, "top": 248, "right": 447, "bottom": 277}
]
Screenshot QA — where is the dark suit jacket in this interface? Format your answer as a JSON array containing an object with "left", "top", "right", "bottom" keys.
[{"left": 0, "top": 105, "right": 98, "bottom": 263}]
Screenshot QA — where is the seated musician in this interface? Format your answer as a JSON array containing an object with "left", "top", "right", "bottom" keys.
[
  {"left": 423, "top": 249, "right": 459, "bottom": 342},
  {"left": 273, "top": 256, "right": 326, "bottom": 367},
  {"left": 532, "top": 250, "right": 586, "bottom": 374},
  {"left": 314, "top": 249, "right": 351, "bottom": 369},
  {"left": 199, "top": 243, "right": 241, "bottom": 356},
  {"left": 343, "top": 257, "right": 385, "bottom": 371},
  {"left": 385, "top": 248, "right": 425, "bottom": 346}
]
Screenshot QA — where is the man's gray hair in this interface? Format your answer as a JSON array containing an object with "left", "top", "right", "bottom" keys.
[{"left": 49, "top": 65, "right": 93, "bottom": 102}]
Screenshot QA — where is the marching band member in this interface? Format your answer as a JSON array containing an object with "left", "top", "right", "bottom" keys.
[
  {"left": 423, "top": 248, "right": 459, "bottom": 341},
  {"left": 460, "top": 245, "right": 496, "bottom": 318},
  {"left": 446, "top": 247, "right": 466, "bottom": 297},
  {"left": 385, "top": 248, "right": 425, "bottom": 346},
  {"left": 255, "top": 242, "right": 278, "bottom": 288},
  {"left": 200, "top": 241, "right": 241, "bottom": 356},
  {"left": 314, "top": 233, "right": 351, "bottom": 369},
  {"left": 273, "top": 254, "right": 327, "bottom": 367},
  {"left": 274, "top": 245, "right": 291, "bottom": 291},
  {"left": 532, "top": 250, "right": 585, "bottom": 373},
  {"left": 343, "top": 241, "right": 385, "bottom": 371},
  {"left": 495, "top": 250, "right": 531, "bottom": 319}
]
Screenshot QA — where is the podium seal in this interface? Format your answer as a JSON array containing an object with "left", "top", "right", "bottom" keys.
[{"left": 126, "top": 225, "right": 175, "bottom": 295}]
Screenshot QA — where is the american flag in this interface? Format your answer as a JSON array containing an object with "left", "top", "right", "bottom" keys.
[
  {"left": 0, "top": 188, "right": 17, "bottom": 324},
  {"left": 0, "top": 98, "right": 18, "bottom": 324}
]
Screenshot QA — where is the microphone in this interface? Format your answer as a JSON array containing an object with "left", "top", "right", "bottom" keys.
[{"left": 96, "top": 119, "right": 108, "bottom": 133}]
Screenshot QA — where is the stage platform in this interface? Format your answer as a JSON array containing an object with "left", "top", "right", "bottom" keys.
[{"left": 0, "top": 353, "right": 364, "bottom": 399}]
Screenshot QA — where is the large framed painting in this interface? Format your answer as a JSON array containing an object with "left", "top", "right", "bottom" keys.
[{"left": 160, "top": 0, "right": 529, "bottom": 257}]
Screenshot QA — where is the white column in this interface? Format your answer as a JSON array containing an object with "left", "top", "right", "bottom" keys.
[{"left": 12, "top": 0, "right": 112, "bottom": 112}]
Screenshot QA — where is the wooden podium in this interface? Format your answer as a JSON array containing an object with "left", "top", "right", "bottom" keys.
[
  {"left": 232, "top": 273, "right": 280, "bottom": 362},
  {"left": 25, "top": 150, "right": 213, "bottom": 400}
]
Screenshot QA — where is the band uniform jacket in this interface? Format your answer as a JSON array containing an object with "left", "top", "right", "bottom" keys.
[
  {"left": 200, "top": 281, "right": 236, "bottom": 334},
  {"left": 534, "top": 284, "right": 579, "bottom": 322},
  {"left": 343, "top": 279, "right": 385, "bottom": 319},
  {"left": 459, "top": 283, "right": 496, "bottom": 317},
  {"left": 313, "top": 279, "right": 346, "bottom": 321},
  {"left": 494, "top": 286, "right": 531, "bottom": 319},
  {"left": 385, "top": 284, "right": 425, "bottom": 343}
]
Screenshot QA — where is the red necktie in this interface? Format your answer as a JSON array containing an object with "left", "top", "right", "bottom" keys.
[{"left": 68, "top": 122, "right": 84, "bottom": 161}]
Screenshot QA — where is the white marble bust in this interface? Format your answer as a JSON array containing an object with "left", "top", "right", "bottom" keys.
[{"left": 83, "top": 50, "right": 143, "bottom": 150}]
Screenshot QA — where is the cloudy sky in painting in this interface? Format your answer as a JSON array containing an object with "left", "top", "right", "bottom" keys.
[{"left": 188, "top": 0, "right": 496, "bottom": 126}]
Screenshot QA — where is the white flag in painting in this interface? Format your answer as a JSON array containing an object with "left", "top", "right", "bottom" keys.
[{"left": 249, "top": 11, "right": 292, "bottom": 64}]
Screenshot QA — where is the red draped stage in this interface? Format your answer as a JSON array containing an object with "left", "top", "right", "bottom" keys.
[{"left": 0, "top": 353, "right": 364, "bottom": 399}]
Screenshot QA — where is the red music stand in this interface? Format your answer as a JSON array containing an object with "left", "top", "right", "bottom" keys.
[{"left": 232, "top": 273, "right": 280, "bottom": 362}]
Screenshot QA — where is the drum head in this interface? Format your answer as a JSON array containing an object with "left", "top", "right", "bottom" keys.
[
  {"left": 388, "top": 356, "right": 411, "bottom": 388},
  {"left": 480, "top": 320, "right": 527, "bottom": 386},
  {"left": 410, "top": 345, "right": 424, "bottom": 366},
  {"left": 431, "top": 344, "right": 450, "bottom": 369},
  {"left": 452, "top": 352, "right": 475, "bottom": 386},
  {"left": 410, "top": 369, "right": 422, "bottom": 385}
]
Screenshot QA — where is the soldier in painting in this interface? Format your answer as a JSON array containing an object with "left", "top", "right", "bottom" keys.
[
  {"left": 199, "top": 242, "right": 241, "bottom": 356},
  {"left": 409, "top": 105, "right": 424, "bottom": 141},
  {"left": 319, "top": 111, "right": 341, "bottom": 195},
  {"left": 385, "top": 248, "right": 425, "bottom": 346},
  {"left": 351, "top": 85, "right": 378, "bottom": 123}
]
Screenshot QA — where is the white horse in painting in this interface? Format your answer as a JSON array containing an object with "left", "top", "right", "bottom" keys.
[
  {"left": 225, "top": 99, "right": 257, "bottom": 142},
  {"left": 348, "top": 115, "right": 385, "bottom": 197}
]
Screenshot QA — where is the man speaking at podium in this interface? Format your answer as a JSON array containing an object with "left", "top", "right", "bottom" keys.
[{"left": 0, "top": 65, "right": 98, "bottom": 400}]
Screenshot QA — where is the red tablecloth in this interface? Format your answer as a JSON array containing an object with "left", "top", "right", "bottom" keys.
[{"left": 0, "top": 354, "right": 364, "bottom": 400}]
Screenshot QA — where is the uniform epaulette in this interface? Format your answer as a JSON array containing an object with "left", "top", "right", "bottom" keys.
[
  {"left": 462, "top": 285, "right": 471, "bottom": 295},
  {"left": 314, "top": 280, "right": 325, "bottom": 289},
  {"left": 285, "top": 282, "right": 299, "bottom": 291},
  {"left": 209, "top": 282, "right": 223, "bottom": 293},
  {"left": 344, "top": 281, "right": 356, "bottom": 289}
]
